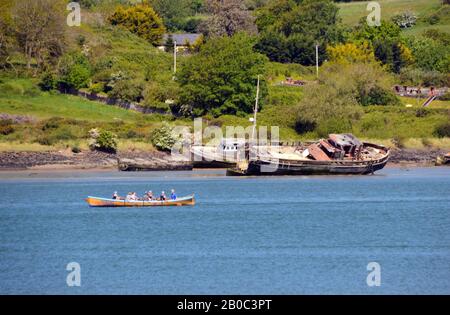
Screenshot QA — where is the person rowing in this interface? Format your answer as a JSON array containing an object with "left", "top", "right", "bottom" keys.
[
  {"left": 112, "top": 191, "right": 119, "bottom": 200},
  {"left": 142, "top": 191, "right": 153, "bottom": 201},
  {"left": 160, "top": 191, "right": 167, "bottom": 201},
  {"left": 170, "top": 189, "right": 177, "bottom": 200}
]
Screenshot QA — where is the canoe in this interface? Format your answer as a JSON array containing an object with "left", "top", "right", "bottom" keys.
[{"left": 85, "top": 195, "right": 195, "bottom": 207}]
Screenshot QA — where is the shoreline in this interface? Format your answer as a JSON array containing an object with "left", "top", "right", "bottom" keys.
[{"left": 0, "top": 148, "right": 447, "bottom": 172}]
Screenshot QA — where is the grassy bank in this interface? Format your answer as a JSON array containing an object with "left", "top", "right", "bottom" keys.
[
  {"left": 1, "top": 76, "right": 448, "bottom": 152},
  {"left": 338, "top": 0, "right": 447, "bottom": 30}
]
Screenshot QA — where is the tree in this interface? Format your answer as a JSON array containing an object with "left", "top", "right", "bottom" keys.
[
  {"left": 295, "top": 62, "right": 399, "bottom": 135},
  {"left": 256, "top": 0, "right": 343, "bottom": 65},
  {"left": 109, "top": 2, "right": 166, "bottom": 45},
  {"left": 58, "top": 53, "right": 91, "bottom": 90},
  {"left": 179, "top": 33, "right": 268, "bottom": 117},
  {"left": 327, "top": 42, "right": 376, "bottom": 65},
  {"left": 12, "top": 0, "right": 66, "bottom": 71},
  {"left": 200, "top": 0, "right": 257, "bottom": 37},
  {"left": 0, "top": 0, "right": 14, "bottom": 67}
]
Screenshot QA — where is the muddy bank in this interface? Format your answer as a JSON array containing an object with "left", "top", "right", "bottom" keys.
[
  {"left": 389, "top": 148, "right": 448, "bottom": 165},
  {"left": 0, "top": 148, "right": 447, "bottom": 171},
  {"left": 0, "top": 150, "right": 190, "bottom": 171}
]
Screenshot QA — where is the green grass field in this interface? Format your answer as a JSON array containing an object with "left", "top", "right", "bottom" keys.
[{"left": 338, "top": 0, "right": 450, "bottom": 37}]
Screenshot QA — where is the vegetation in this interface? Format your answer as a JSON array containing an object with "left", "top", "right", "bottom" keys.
[
  {"left": 179, "top": 33, "right": 268, "bottom": 117},
  {"left": 0, "top": 0, "right": 448, "bottom": 154},
  {"left": 108, "top": 1, "right": 166, "bottom": 45}
]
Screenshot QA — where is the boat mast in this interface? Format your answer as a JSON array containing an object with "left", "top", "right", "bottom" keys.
[{"left": 251, "top": 75, "right": 260, "bottom": 146}]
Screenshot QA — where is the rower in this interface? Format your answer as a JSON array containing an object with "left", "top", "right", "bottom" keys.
[
  {"left": 170, "top": 189, "right": 177, "bottom": 200},
  {"left": 160, "top": 191, "right": 167, "bottom": 201},
  {"left": 112, "top": 191, "right": 119, "bottom": 200}
]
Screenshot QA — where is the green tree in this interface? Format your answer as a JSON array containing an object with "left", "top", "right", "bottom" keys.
[
  {"left": 12, "top": 0, "right": 66, "bottom": 71},
  {"left": 109, "top": 2, "right": 166, "bottom": 45},
  {"left": 256, "top": 0, "right": 343, "bottom": 65},
  {"left": 179, "top": 32, "right": 268, "bottom": 117},
  {"left": 58, "top": 53, "right": 91, "bottom": 90}
]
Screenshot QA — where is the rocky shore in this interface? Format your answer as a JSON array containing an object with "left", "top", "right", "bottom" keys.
[
  {"left": 0, "top": 148, "right": 447, "bottom": 171},
  {"left": 0, "top": 149, "right": 189, "bottom": 171}
]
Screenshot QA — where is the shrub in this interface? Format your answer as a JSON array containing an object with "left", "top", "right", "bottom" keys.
[
  {"left": 434, "top": 122, "right": 450, "bottom": 138},
  {"left": 108, "top": 2, "right": 165, "bottom": 45},
  {"left": 150, "top": 123, "right": 178, "bottom": 152},
  {"left": 315, "top": 117, "right": 352, "bottom": 138},
  {"left": 58, "top": 52, "right": 91, "bottom": 90},
  {"left": 0, "top": 82, "right": 25, "bottom": 95},
  {"left": 439, "top": 92, "right": 450, "bottom": 101},
  {"left": 39, "top": 72, "right": 57, "bottom": 91},
  {"left": 88, "top": 128, "right": 118, "bottom": 153},
  {"left": 391, "top": 11, "right": 417, "bottom": 28},
  {"left": 0, "top": 119, "right": 14, "bottom": 135},
  {"left": 108, "top": 79, "right": 143, "bottom": 103},
  {"left": 360, "top": 86, "right": 400, "bottom": 106},
  {"left": 71, "top": 145, "right": 82, "bottom": 154}
]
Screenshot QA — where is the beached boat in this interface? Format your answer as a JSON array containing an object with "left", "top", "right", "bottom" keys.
[
  {"left": 85, "top": 195, "right": 195, "bottom": 207},
  {"left": 227, "top": 134, "right": 390, "bottom": 176},
  {"left": 190, "top": 139, "right": 246, "bottom": 168}
]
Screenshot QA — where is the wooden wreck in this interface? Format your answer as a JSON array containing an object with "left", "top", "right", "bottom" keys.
[{"left": 226, "top": 134, "right": 390, "bottom": 176}]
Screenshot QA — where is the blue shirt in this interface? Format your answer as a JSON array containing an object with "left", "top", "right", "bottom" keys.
[{"left": 171, "top": 193, "right": 177, "bottom": 200}]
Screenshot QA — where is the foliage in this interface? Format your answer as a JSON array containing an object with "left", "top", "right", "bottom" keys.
[
  {"left": 434, "top": 122, "right": 450, "bottom": 138},
  {"left": 391, "top": 11, "right": 417, "bottom": 29},
  {"left": 351, "top": 20, "right": 401, "bottom": 43},
  {"left": 107, "top": 79, "right": 144, "bottom": 103},
  {"left": 399, "top": 67, "right": 448, "bottom": 87},
  {"left": 255, "top": 0, "right": 343, "bottom": 66},
  {"left": 405, "top": 37, "right": 449, "bottom": 73},
  {"left": 11, "top": 0, "right": 66, "bottom": 70},
  {"left": 327, "top": 42, "right": 376, "bottom": 64},
  {"left": 200, "top": 0, "right": 257, "bottom": 37},
  {"left": 39, "top": 72, "right": 58, "bottom": 91},
  {"left": 150, "top": 122, "right": 178, "bottom": 151},
  {"left": 88, "top": 128, "right": 118, "bottom": 153},
  {"left": 179, "top": 32, "right": 268, "bottom": 117},
  {"left": 58, "top": 53, "right": 92, "bottom": 90},
  {"left": 108, "top": 2, "right": 166, "bottom": 45}
]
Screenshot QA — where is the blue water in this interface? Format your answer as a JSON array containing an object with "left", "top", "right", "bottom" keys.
[{"left": 0, "top": 167, "right": 449, "bottom": 294}]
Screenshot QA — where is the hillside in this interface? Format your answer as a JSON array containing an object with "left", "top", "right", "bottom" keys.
[
  {"left": 338, "top": 0, "right": 449, "bottom": 31},
  {"left": 0, "top": 0, "right": 449, "bottom": 155}
]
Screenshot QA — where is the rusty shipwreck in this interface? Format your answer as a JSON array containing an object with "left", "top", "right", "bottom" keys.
[{"left": 226, "top": 134, "right": 390, "bottom": 176}]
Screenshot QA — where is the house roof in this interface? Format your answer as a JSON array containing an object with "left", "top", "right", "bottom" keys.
[{"left": 162, "top": 33, "right": 202, "bottom": 45}]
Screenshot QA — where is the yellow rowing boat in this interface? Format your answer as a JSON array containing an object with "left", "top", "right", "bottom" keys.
[{"left": 85, "top": 195, "right": 195, "bottom": 207}]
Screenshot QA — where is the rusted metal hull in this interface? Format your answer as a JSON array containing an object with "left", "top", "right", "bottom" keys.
[{"left": 227, "top": 145, "right": 390, "bottom": 176}]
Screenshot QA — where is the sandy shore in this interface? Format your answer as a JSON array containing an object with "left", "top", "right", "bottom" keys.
[{"left": 0, "top": 148, "right": 447, "bottom": 171}]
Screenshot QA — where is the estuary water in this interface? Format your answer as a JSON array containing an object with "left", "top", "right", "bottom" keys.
[{"left": 0, "top": 167, "right": 449, "bottom": 294}]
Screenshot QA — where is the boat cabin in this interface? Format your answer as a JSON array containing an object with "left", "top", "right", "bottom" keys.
[{"left": 219, "top": 139, "right": 246, "bottom": 152}]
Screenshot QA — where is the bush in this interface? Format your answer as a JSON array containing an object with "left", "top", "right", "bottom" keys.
[
  {"left": 434, "top": 122, "right": 450, "bottom": 138},
  {"left": 39, "top": 71, "right": 57, "bottom": 91},
  {"left": 150, "top": 123, "right": 178, "bottom": 152},
  {"left": 58, "top": 53, "right": 91, "bottom": 90},
  {"left": 88, "top": 128, "right": 118, "bottom": 153},
  {"left": 0, "top": 82, "right": 25, "bottom": 95},
  {"left": 316, "top": 117, "right": 352, "bottom": 138},
  {"left": 108, "top": 2, "right": 165, "bottom": 45},
  {"left": 71, "top": 145, "right": 82, "bottom": 154},
  {"left": 108, "top": 79, "right": 143, "bottom": 103},
  {"left": 391, "top": 11, "right": 417, "bottom": 28},
  {"left": 0, "top": 119, "right": 14, "bottom": 135},
  {"left": 439, "top": 92, "right": 450, "bottom": 101},
  {"left": 360, "top": 86, "right": 400, "bottom": 106}
]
